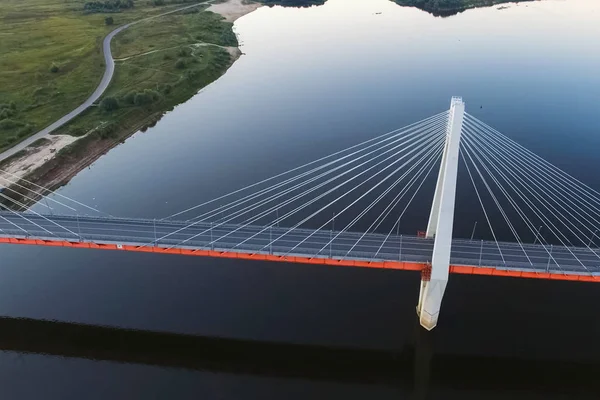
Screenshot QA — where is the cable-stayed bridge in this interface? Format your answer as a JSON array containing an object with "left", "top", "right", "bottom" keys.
[{"left": 1, "top": 97, "right": 599, "bottom": 330}]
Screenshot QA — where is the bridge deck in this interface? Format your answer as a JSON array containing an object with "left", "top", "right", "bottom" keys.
[{"left": 0, "top": 213, "right": 599, "bottom": 281}]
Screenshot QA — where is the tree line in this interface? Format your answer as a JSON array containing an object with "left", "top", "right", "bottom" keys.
[{"left": 83, "top": 0, "right": 135, "bottom": 13}]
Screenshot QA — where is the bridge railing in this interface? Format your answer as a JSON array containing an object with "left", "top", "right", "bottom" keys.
[
  {"left": 2, "top": 221, "right": 598, "bottom": 274},
  {"left": 0, "top": 227, "right": 561, "bottom": 272}
]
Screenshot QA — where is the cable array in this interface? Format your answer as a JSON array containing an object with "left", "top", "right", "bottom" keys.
[
  {"left": 0, "top": 167, "right": 110, "bottom": 240},
  {"left": 460, "top": 113, "right": 600, "bottom": 272},
  {"left": 1, "top": 108, "right": 599, "bottom": 275},
  {"left": 146, "top": 113, "right": 448, "bottom": 255}
]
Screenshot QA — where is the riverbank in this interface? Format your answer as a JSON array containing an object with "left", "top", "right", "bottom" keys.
[
  {"left": 0, "top": 2, "right": 213, "bottom": 163},
  {"left": 0, "top": 0, "right": 261, "bottom": 208},
  {"left": 0, "top": 0, "right": 526, "bottom": 209},
  {"left": 393, "top": 0, "right": 534, "bottom": 17},
  {"left": 0, "top": 0, "right": 205, "bottom": 152}
]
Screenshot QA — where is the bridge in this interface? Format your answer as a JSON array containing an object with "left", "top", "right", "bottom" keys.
[{"left": 1, "top": 97, "right": 599, "bottom": 330}]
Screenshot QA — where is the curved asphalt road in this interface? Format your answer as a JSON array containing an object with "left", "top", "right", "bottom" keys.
[{"left": 0, "top": 2, "right": 207, "bottom": 163}]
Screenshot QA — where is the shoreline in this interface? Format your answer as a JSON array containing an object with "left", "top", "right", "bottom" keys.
[
  {"left": 0, "top": 0, "right": 261, "bottom": 209},
  {"left": 0, "top": 2, "right": 212, "bottom": 164},
  {"left": 0, "top": 0, "right": 521, "bottom": 208}
]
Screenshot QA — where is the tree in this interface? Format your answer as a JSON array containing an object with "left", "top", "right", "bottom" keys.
[
  {"left": 175, "top": 59, "right": 186, "bottom": 69},
  {"left": 97, "top": 122, "right": 117, "bottom": 139},
  {"left": 0, "top": 108, "right": 14, "bottom": 120},
  {"left": 134, "top": 92, "right": 152, "bottom": 106},
  {"left": 100, "top": 96, "right": 119, "bottom": 112},
  {"left": 123, "top": 91, "right": 136, "bottom": 105},
  {"left": 159, "top": 83, "right": 172, "bottom": 95},
  {"left": 0, "top": 103, "right": 17, "bottom": 121},
  {"left": 50, "top": 64, "right": 59, "bottom": 73},
  {"left": 105, "top": 16, "right": 114, "bottom": 25}
]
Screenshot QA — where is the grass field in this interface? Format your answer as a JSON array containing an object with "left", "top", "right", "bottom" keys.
[
  {"left": 0, "top": 4, "right": 241, "bottom": 210},
  {"left": 0, "top": 0, "right": 514, "bottom": 153},
  {"left": 51, "top": 7, "right": 237, "bottom": 141},
  {"left": 0, "top": 0, "right": 206, "bottom": 151}
]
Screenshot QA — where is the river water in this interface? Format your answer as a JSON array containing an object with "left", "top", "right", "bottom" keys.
[{"left": 1, "top": 0, "right": 600, "bottom": 397}]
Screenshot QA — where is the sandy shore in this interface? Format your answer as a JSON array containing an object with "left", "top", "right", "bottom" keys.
[
  {"left": 0, "top": 135, "right": 77, "bottom": 190},
  {"left": 207, "top": 0, "right": 262, "bottom": 22}
]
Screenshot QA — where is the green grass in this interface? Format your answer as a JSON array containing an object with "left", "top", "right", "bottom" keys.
[
  {"left": 1, "top": 0, "right": 519, "bottom": 152},
  {"left": 112, "top": 8, "right": 237, "bottom": 59},
  {"left": 0, "top": 0, "right": 204, "bottom": 151},
  {"left": 52, "top": 9, "right": 238, "bottom": 141}
]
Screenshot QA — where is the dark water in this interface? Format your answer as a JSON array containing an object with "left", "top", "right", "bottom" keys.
[{"left": 1, "top": 0, "right": 600, "bottom": 397}]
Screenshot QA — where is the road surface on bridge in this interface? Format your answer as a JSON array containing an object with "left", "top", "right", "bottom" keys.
[{"left": 1, "top": 213, "right": 599, "bottom": 277}]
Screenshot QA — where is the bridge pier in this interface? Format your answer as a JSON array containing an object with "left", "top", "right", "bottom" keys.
[
  {"left": 416, "top": 266, "right": 430, "bottom": 316},
  {"left": 417, "top": 97, "right": 465, "bottom": 330}
]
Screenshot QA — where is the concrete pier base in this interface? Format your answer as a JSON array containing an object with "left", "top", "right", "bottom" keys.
[{"left": 416, "top": 278, "right": 447, "bottom": 331}]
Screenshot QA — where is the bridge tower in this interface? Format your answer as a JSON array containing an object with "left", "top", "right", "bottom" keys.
[{"left": 417, "top": 97, "right": 465, "bottom": 330}]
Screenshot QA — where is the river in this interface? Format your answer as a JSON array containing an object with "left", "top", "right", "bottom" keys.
[{"left": 1, "top": 0, "right": 600, "bottom": 397}]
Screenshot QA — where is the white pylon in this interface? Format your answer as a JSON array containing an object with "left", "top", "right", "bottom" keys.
[{"left": 417, "top": 97, "right": 465, "bottom": 330}]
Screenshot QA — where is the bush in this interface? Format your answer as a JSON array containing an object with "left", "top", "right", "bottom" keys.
[
  {"left": 175, "top": 59, "right": 186, "bottom": 69},
  {"left": 158, "top": 83, "right": 172, "bottom": 95},
  {"left": 105, "top": 16, "right": 114, "bottom": 25},
  {"left": 0, "top": 102, "right": 16, "bottom": 111},
  {"left": 0, "top": 108, "right": 15, "bottom": 121},
  {"left": 17, "top": 126, "right": 33, "bottom": 138},
  {"left": 100, "top": 96, "right": 119, "bottom": 112},
  {"left": 133, "top": 89, "right": 160, "bottom": 106},
  {"left": 0, "top": 119, "right": 24, "bottom": 130},
  {"left": 67, "top": 127, "right": 86, "bottom": 137},
  {"left": 153, "top": 0, "right": 165, "bottom": 5},
  {"left": 117, "top": 89, "right": 162, "bottom": 108},
  {"left": 163, "top": 53, "right": 173, "bottom": 61},
  {"left": 145, "top": 89, "right": 161, "bottom": 102},
  {"left": 96, "top": 122, "right": 117, "bottom": 139},
  {"left": 134, "top": 92, "right": 152, "bottom": 106},
  {"left": 123, "top": 91, "right": 136, "bottom": 105},
  {"left": 183, "top": 69, "right": 200, "bottom": 80},
  {"left": 177, "top": 47, "right": 190, "bottom": 57},
  {"left": 83, "top": 0, "right": 134, "bottom": 13},
  {"left": 50, "top": 64, "right": 59, "bottom": 73}
]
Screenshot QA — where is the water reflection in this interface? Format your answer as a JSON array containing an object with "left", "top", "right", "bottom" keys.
[{"left": 1, "top": 315, "right": 598, "bottom": 398}]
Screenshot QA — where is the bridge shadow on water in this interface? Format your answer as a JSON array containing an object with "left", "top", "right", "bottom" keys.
[{"left": 0, "top": 314, "right": 598, "bottom": 398}]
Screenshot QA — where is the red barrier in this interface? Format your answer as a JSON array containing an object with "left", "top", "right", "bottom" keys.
[
  {"left": 2, "top": 237, "right": 598, "bottom": 282},
  {"left": 449, "top": 265, "right": 600, "bottom": 282}
]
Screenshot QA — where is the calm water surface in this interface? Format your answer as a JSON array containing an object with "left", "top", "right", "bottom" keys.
[{"left": 1, "top": 0, "right": 600, "bottom": 397}]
